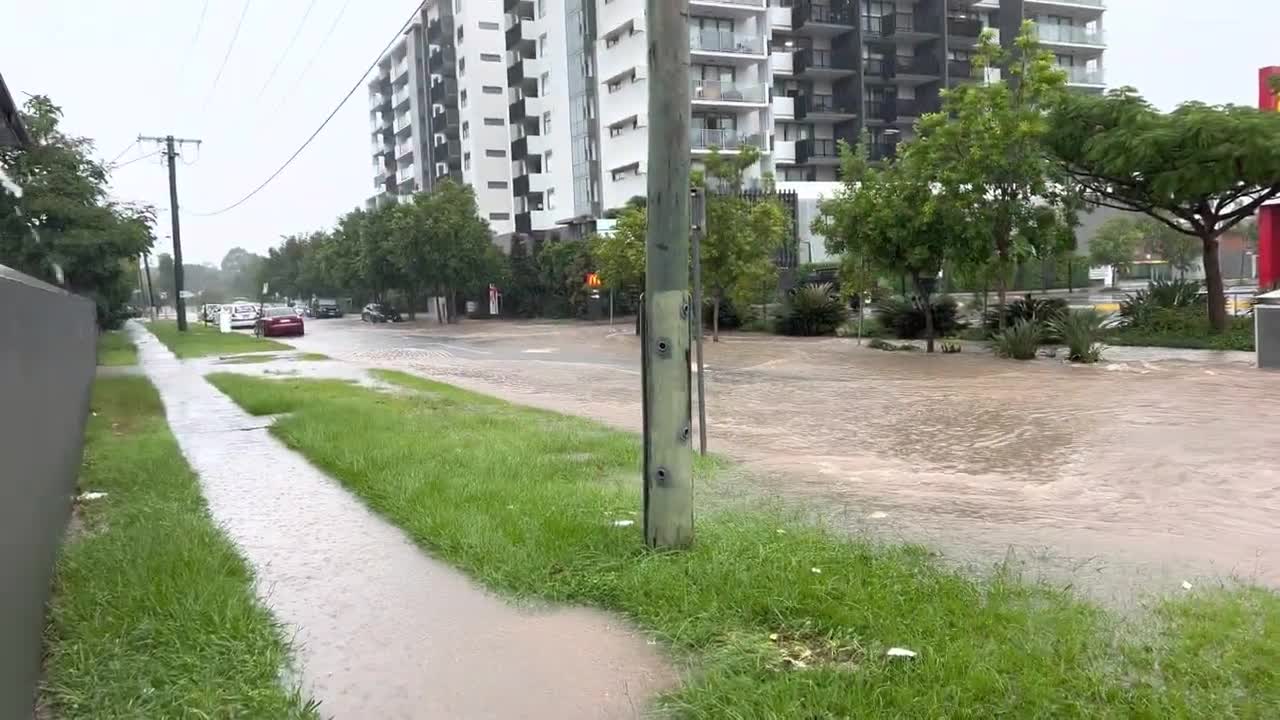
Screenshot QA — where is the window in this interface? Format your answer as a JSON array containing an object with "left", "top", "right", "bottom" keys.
[
  {"left": 483, "top": 85, "right": 503, "bottom": 95},
  {"left": 540, "top": 72, "right": 550, "bottom": 95},
  {"left": 487, "top": 181, "right": 509, "bottom": 189},
  {"left": 486, "top": 149, "right": 507, "bottom": 158},
  {"left": 545, "top": 188, "right": 556, "bottom": 210},
  {"left": 484, "top": 117, "right": 504, "bottom": 126},
  {"left": 479, "top": 21, "right": 500, "bottom": 30},
  {"left": 490, "top": 212, "right": 511, "bottom": 220},
  {"left": 778, "top": 122, "right": 810, "bottom": 141},
  {"left": 481, "top": 53, "right": 501, "bottom": 62},
  {"left": 457, "top": 25, "right": 464, "bottom": 42},
  {"left": 543, "top": 150, "right": 552, "bottom": 171},
  {"left": 464, "top": 152, "right": 471, "bottom": 170},
  {"left": 537, "top": 0, "right": 546, "bottom": 18},
  {"left": 539, "top": 34, "right": 548, "bottom": 56},
  {"left": 542, "top": 111, "right": 552, "bottom": 134},
  {"left": 462, "top": 121, "right": 469, "bottom": 139},
  {"left": 459, "top": 57, "right": 465, "bottom": 74},
  {"left": 692, "top": 16, "right": 734, "bottom": 31},
  {"left": 605, "top": 35, "right": 619, "bottom": 48},
  {"left": 460, "top": 89, "right": 467, "bottom": 107}
]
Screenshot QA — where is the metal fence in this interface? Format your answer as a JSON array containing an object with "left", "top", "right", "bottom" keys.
[{"left": 0, "top": 265, "right": 96, "bottom": 720}]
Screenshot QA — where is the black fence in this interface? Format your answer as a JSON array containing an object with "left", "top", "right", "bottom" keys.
[{"left": 0, "top": 265, "right": 96, "bottom": 719}]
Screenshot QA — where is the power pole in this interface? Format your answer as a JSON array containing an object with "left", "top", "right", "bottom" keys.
[
  {"left": 642, "top": 0, "right": 693, "bottom": 549},
  {"left": 690, "top": 187, "right": 708, "bottom": 457},
  {"left": 139, "top": 134, "right": 201, "bottom": 331},
  {"left": 141, "top": 252, "right": 158, "bottom": 318}
]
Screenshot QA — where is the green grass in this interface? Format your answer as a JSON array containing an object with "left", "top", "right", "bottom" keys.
[
  {"left": 298, "top": 352, "right": 330, "bottom": 361},
  {"left": 1107, "top": 326, "right": 1255, "bottom": 352},
  {"left": 96, "top": 331, "right": 137, "bottom": 366},
  {"left": 146, "top": 321, "right": 291, "bottom": 358},
  {"left": 205, "top": 370, "right": 1280, "bottom": 718},
  {"left": 41, "top": 377, "right": 317, "bottom": 718},
  {"left": 217, "top": 352, "right": 330, "bottom": 365}
]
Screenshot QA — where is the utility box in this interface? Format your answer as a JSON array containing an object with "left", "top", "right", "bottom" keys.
[{"left": 1257, "top": 290, "right": 1280, "bottom": 370}]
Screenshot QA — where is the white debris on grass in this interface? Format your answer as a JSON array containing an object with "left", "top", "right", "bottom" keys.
[
  {"left": 78, "top": 492, "right": 108, "bottom": 501},
  {"left": 810, "top": 567, "right": 822, "bottom": 574},
  {"left": 886, "top": 647, "right": 917, "bottom": 658},
  {"left": 1181, "top": 580, "right": 1194, "bottom": 591},
  {"left": 611, "top": 519, "right": 635, "bottom": 527}
]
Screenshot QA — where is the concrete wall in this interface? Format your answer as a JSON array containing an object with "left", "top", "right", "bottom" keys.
[{"left": 0, "top": 265, "right": 96, "bottom": 719}]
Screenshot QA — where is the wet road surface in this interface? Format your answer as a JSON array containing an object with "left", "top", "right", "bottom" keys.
[
  {"left": 291, "top": 317, "right": 1280, "bottom": 605},
  {"left": 129, "top": 324, "right": 674, "bottom": 719}
]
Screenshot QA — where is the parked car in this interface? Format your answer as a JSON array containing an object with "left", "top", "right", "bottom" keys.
[
  {"left": 200, "top": 304, "right": 221, "bottom": 324},
  {"left": 226, "top": 303, "right": 259, "bottom": 329},
  {"left": 291, "top": 305, "right": 305, "bottom": 318},
  {"left": 311, "top": 298, "right": 342, "bottom": 318},
  {"left": 255, "top": 306, "right": 305, "bottom": 337},
  {"left": 361, "top": 303, "right": 403, "bottom": 323}
]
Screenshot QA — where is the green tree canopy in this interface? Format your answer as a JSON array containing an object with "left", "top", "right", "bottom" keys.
[
  {"left": 1045, "top": 86, "right": 1280, "bottom": 328},
  {"left": 1088, "top": 217, "right": 1144, "bottom": 277}
]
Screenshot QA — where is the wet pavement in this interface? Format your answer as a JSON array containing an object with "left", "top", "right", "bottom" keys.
[
  {"left": 127, "top": 323, "right": 674, "bottom": 719},
  {"left": 288, "top": 317, "right": 1280, "bottom": 606}
]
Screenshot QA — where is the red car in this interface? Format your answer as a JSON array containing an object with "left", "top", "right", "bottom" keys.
[{"left": 255, "top": 306, "right": 305, "bottom": 337}]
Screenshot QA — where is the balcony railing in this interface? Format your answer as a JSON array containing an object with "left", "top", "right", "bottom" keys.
[
  {"left": 882, "top": 12, "right": 941, "bottom": 36},
  {"left": 691, "top": 79, "right": 767, "bottom": 103},
  {"left": 869, "top": 142, "right": 897, "bottom": 162},
  {"left": 429, "top": 47, "right": 456, "bottom": 74},
  {"left": 947, "top": 15, "right": 984, "bottom": 39},
  {"left": 796, "top": 138, "right": 839, "bottom": 164},
  {"left": 392, "top": 113, "right": 412, "bottom": 133},
  {"left": 393, "top": 87, "right": 411, "bottom": 107},
  {"left": 1035, "top": 24, "right": 1105, "bottom": 46},
  {"left": 1062, "top": 66, "right": 1105, "bottom": 85},
  {"left": 690, "top": 128, "right": 763, "bottom": 150},
  {"left": 396, "top": 141, "right": 415, "bottom": 158},
  {"left": 794, "top": 48, "right": 856, "bottom": 74},
  {"left": 693, "top": 0, "right": 765, "bottom": 5},
  {"left": 689, "top": 28, "right": 764, "bottom": 55},
  {"left": 369, "top": 93, "right": 388, "bottom": 109},
  {"left": 430, "top": 79, "right": 457, "bottom": 103},
  {"left": 796, "top": 93, "right": 856, "bottom": 118},
  {"left": 1032, "top": 0, "right": 1104, "bottom": 6},
  {"left": 894, "top": 54, "right": 941, "bottom": 77},
  {"left": 792, "top": 1, "right": 856, "bottom": 29},
  {"left": 864, "top": 57, "right": 891, "bottom": 80}
]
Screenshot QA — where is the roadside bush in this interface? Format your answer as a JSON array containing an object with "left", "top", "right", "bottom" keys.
[
  {"left": 1050, "top": 309, "right": 1107, "bottom": 363},
  {"left": 1119, "top": 279, "right": 1203, "bottom": 328},
  {"left": 776, "top": 283, "right": 847, "bottom": 336},
  {"left": 984, "top": 295, "right": 1068, "bottom": 338},
  {"left": 875, "top": 296, "right": 963, "bottom": 340},
  {"left": 993, "top": 319, "right": 1042, "bottom": 360},
  {"left": 1109, "top": 306, "right": 1255, "bottom": 352}
]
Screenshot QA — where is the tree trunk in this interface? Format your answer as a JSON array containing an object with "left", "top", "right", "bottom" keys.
[
  {"left": 915, "top": 275, "right": 935, "bottom": 353},
  {"left": 446, "top": 289, "right": 457, "bottom": 324},
  {"left": 996, "top": 273, "right": 1008, "bottom": 331},
  {"left": 712, "top": 295, "right": 721, "bottom": 343},
  {"left": 1201, "top": 234, "right": 1227, "bottom": 332},
  {"left": 406, "top": 286, "right": 416, "bottom": 320}
]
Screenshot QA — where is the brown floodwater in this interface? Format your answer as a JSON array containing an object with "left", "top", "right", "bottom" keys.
[{"left": 295, "top": 320, "right": 1280, "bottom": 605}]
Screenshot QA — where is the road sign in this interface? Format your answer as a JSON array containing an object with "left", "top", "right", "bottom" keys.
[{"left": 586, "top": 272, "right": 602, "bottom": 288}]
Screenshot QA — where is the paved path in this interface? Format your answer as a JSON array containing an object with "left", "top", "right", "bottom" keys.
[{"left": 128, "top": 323, "right": 672, "bottom": 719}]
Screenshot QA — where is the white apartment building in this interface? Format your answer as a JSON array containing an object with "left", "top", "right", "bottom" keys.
[{"left": 367, "top": 0, "right": 1106, "bottom": 244}]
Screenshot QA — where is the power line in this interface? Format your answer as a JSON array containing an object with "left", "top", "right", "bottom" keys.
[
  {"left": 257, "top": 0, "right": 320, "bottom": 100},
  {"left": 203, "top": 0, "right": 254, "bottom": 111},
  {"left": 106, "top": 140, "right": 139, "bottom": 166},
  {"left": 111, "top": 150, "right": 162, "bottom": 170},
  {"left": 189, "top": 0, "right": 211, "bottom": 46},
  {"left": 191, "top": 2, "right": 424, "bottom": 217},
  {"left": 279, "top": 0, "right": 354, "bottom": 107}
]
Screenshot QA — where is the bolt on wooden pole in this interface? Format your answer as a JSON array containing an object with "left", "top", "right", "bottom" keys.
[{"left": 642, "top": 0, "right": 694, "bottom": 549}]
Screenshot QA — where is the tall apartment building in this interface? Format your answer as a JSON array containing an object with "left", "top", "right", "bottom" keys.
[{"left": 367, "top": 0, "right": 1105, "bottom": 242}]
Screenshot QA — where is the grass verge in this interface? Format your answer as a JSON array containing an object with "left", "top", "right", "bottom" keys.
[
  {"left": 146, "top": 321, "right": 291, "bottom": 358},
  {"left": 1107, "top": 327, "right": 1255, "bottom": 352},
  {"left": 41, "top": 377, "right": 317, "bottom": 718},
  {"left": 96, "top": 331, "right": 137, "bottom": 366},
  {"left": 205, "top": 370, "right": 1280, "bottom": 718}
]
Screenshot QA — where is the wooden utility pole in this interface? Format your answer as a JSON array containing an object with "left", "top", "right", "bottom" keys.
[
  {"left": 690, "top": 187, "right": 708, "bottom": 456},
  {"left": 642, "top": 0, "right": 694, "bottom": 549},
  {"left": 139, "top": 134, "right": 201, "bottom": 331}
]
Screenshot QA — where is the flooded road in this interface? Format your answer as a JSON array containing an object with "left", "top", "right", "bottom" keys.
[
  {"left": 130, "top": 325, "right": 674, "bottom": 719},
  {"left": 292, "top": 318, "right": 1280, "bottom": 604}
]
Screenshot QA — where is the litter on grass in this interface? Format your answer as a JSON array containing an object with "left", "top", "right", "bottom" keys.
[{"left": 886, "top": 647, "right": 917, "bottom": 658}]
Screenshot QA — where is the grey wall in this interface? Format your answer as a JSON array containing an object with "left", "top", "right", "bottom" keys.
[{"left": 0, "top": 265, "right": 96, "bottom": 720}]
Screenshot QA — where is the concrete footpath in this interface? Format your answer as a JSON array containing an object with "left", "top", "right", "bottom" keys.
[{"left": 127, "top": 323, "right": 673, "bottom": 719}]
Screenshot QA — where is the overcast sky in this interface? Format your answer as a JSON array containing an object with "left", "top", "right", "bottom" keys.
[{"left": 3, "top": 0, "right": 1278, "bottom": 265}]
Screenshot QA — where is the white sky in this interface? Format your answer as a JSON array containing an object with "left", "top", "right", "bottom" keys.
[{"left": 2, "top": 0, "right": 1278, "bottom": 265}]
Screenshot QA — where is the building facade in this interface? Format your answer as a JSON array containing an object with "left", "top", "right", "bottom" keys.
[{"left": 366, "top": 0, "right": 1106, "bottom": 242}]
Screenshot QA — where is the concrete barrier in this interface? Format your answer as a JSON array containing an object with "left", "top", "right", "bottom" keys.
[
  {"left": 1257, "top": 300, "right": 1280, "bottom": 370},
  {"left": 0, "top": 265, "right": 96, "bottom": 719}
]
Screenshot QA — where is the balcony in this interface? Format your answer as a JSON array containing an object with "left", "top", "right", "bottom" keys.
[
  {"left": 879, "top": 12, "right": 942, "bottom": 40},
  {"left": 427, "top": 16, "right": 453, "bottom": 42},
  {"left": 863, "top": 57, "right": 892, "bottom": 83},
  {"left": 872, "top": 97, "right": 927, "bottom": 123},
  {"left": 948, "top": 59, "right": 976, "bottom": 83},
  {"left": 796, "top": 138, "right": 840, "bottom": 165},
  {"left": 431, "top": 107, "right": 459, "bottom": 136},
  {"left": 369, "top": 92, "right": 389, "bottom": 110},
  {"left": 689, "top": 28, "right": 764, "bottom": 56},
  {"left": 692, "top": 0, "right": 765, "bottom": 6},
  {"left": 433, "top": 139, "right": 461, "bottom": 164},
  {"left": 392, "top": 113, "right": 412, "bottom": 134},
  {"left": 774, "top": 139, "right": 796, "bottom": 164},
  {"left": 869, "top": 142, "right": 897, "bottom": 163},
  {"left": 792, "top": 1, "right": 856, "bottom": 34},
  {"left": 393, "top": 59, "right": 409, "bottom": 80},
  {"left": 515, "top": 212, "right": 533, "bottom": 234},
  {"left": 1062, "top": 66, "right": 1105, "bottom": 86},
  {"left": 509, "top": 97, "right": 528, "bottom": 123},
  {"left": 393, "top": 86, "right": 411, "bottom": 109},
  {"left": 429, "top": 47, "right": 456, "bottom": 75},
  {"left": 429, "top": 78, "right": 457, "bottom": 104},
  {"left": 793, "top": 48, "right": 856, "bottom": 77},
  {"left": 947, "top": 15, "right": 984, "bottom": 43},
  {"left": 504, "top": 0, "right": 534, "bottom": 15},
  {"left": 772, "top": 50, "right": 794, "bottom": 74},
  {"left": 795, "top": 93, "right": 857, "bottom": 120},
  {"left": 506, "top": 18, "right": 537, "bottom": 52},
  {"left": 893, "top": 54, "right": 942, "bottom": 82},
  {"left": 772, "top": 94, "right": 795, "bottom": 120},
  {"left": 396, "top": 140, "right": 415, "bottom": 159},
  {"left": 690, "top": 127, "right": 763, "bottom": 151},
  {"left": 1035, "top": 24, "right": 1105, "bottom": 47},
  {"left": 691, "top": 79, "right": 767, "bottom": 105}
]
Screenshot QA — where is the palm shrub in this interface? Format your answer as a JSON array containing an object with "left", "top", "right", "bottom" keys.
[
  {"left": 993, "top": 319, "right": 1042, "bottom": 360},
  {"left": 1119, "top": 279, "right": 1203, "bottom": 328},
  {"left": 984, "top": 295, "right": 1068, "bottom": 339},
  {"left": 776, "top": 283, "right": 847, "bottom": 336},
  {"left": 1050, "top": 309, "right": 1107, "bottom": 363},
  {"left": 874, "top": 296, "right": 963, "bottom": 339}
]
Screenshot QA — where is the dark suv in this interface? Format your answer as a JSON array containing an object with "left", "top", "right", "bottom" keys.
[
  {"left": 361, "top": 303, "right": 402, "bottom": 323},
  {"left": 311, "top": 298, "right": 342, "bottom": 318}
]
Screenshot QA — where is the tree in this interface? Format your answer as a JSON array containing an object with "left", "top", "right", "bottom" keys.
[
  {"left": 1088, "top": 217, "right": 1143, "bottom": 280},
  {"left": 819, "top": 143, "right": 978, "bottom": 352},
  {"left": 591, "top": 204, "right": 646, "bottom": 300},
  {"left": 910, "top": 24, "right": 1079, "bottom": 328},
  {"left": 699, "top": 146, "right": 789, "bottom": 340},
  {"left": 1137, "top": 218, "right": 1199, "bottom": 278},
  {"left": 1045, "top": 87, "right": 1280, "bottom": 330},
  {"left": 0, "top": 95, "right": 157, "bottom": 326}
]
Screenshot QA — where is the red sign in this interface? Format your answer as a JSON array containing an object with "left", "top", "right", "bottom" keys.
[
  {"left": 585, "top": 272, "right": 602, "bottom": 288},
  {"left": 1259, "top": 67, "right": 1280, "bottom": 289}
]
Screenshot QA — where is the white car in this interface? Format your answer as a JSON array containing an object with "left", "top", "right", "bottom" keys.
[{"left": 226, "top": 303, "right": 259, "bottom": 329}]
